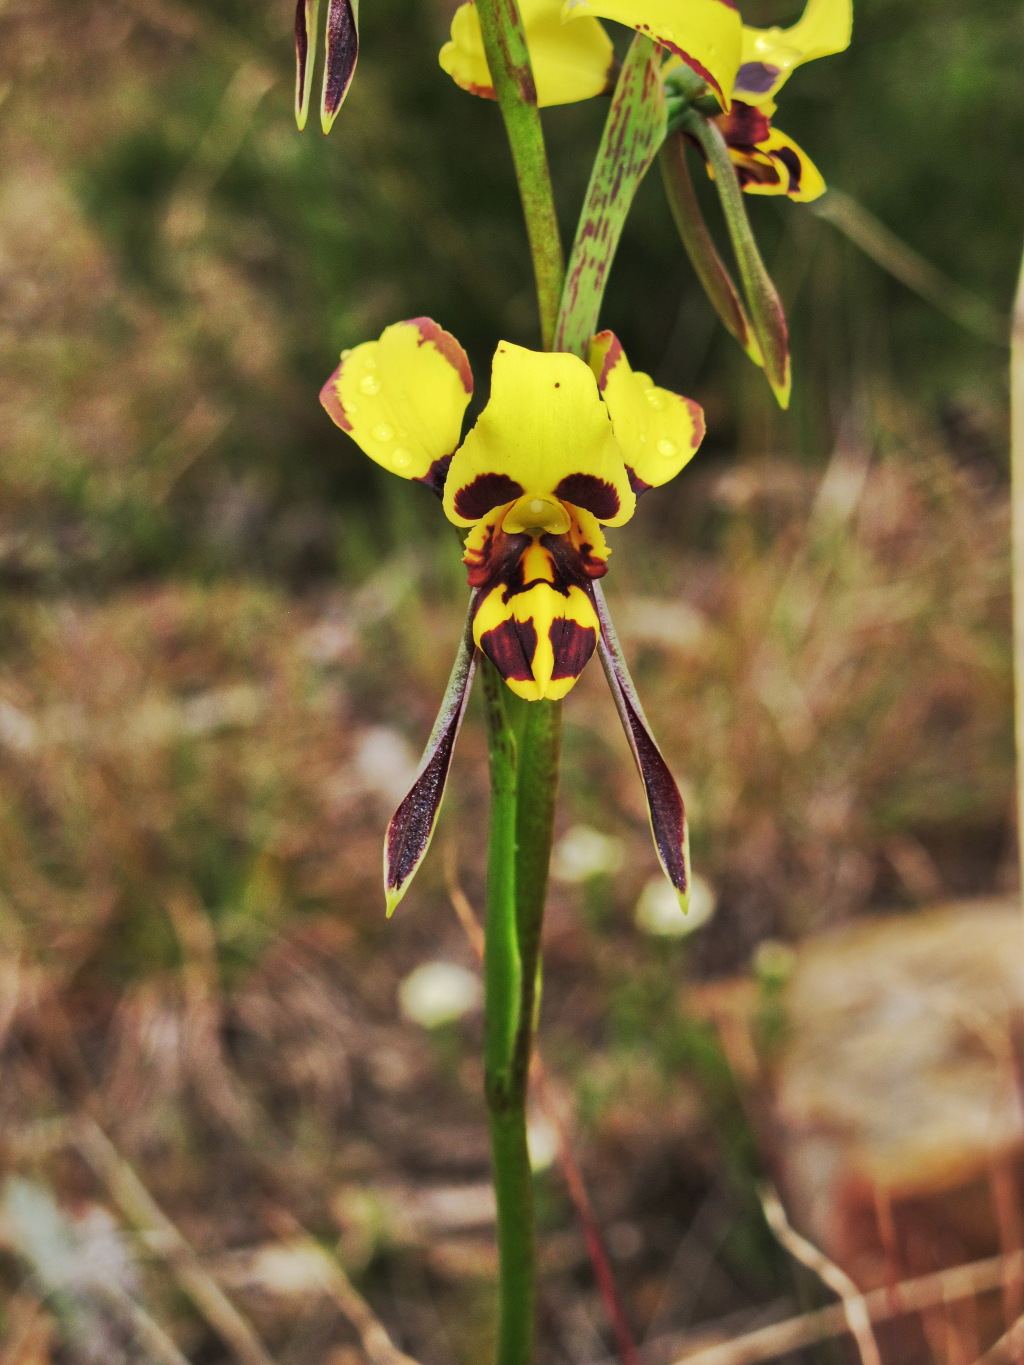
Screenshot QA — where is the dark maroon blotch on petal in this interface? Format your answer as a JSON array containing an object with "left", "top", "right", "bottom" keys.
[
  {"left": 479, "top": 617, "right": 538, "bottom": 683},
  {"left": 625, "top": 465, "right": 653, "bottom": 497},
  {"left": 554, "top": 474, "right": 620, "bottom": 520},
  {"left": 735, "top": 60, "right": 780, "bottom": 95},
  {"left": 549, "top": 619, "right": 597, "bottom": 681},
  {"left": 416, "top": 455, "right": 454, "bottom": 499},
  {"left": 773, "top": 145, "right": 803, "bottom": 193},
  {"left": 454, "top": 473, "right": 524, "bottom": 520}
]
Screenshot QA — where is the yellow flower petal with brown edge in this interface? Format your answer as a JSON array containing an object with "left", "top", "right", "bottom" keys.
[
  {"left": 589, "top": 331, "right": 704, "bottom": 494},
  {"left": 321, "top": 317, "right": 473, "bottom": 493},
  {"left": 562, "top": 0, "right": 742, "bottom": 108},
  {"left": 729, "top": 127, "right": 826, "bottom": 202},
  {"left": 443, "top": 342, "right": 635, "bottom": 529},
  {"left": 735, "top": 0, "right": 851, "bottom": 107},
  {"left": 439, "top": 0, "right": 615, "bottom": 107},
  {"left": 473, "top": 580, "right": 601, "bottom": 701}
]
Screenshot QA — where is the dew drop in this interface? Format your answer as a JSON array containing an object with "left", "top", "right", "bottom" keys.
[
  {"left": 347, "top": 401, "right": 359, "bottom": 415},
  {"left": 657, "top": 439, "right": 678, "bottom": 458},
  {"left": 392, "top": 449, "right": 412, "bottom": 469},
  {"left": 360, "top": 376, "right": 381, "bottom": 395},
  {"left": 644, "top": 388, "right": 665, "bottom": 410},
  {"left": 363, "top": 355, "right": 378, "bottom": 370},
  {"left": 372, "top": 423, "right": 394, "bottom": 442}
]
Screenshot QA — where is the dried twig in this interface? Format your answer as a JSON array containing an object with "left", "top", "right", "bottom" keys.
[
  {"left": 970, "top": 1309, "right": 1024, "bottom": 1364},
  {"left": 73, "top": 1119, "right": 278, "bottom": 1365},
  {"left": 263, "top": 1207, "right": 421, "bottom": 1365},
  {"left": 668, "top": 1250, "right": 1024, "bottom": 1365},
  {"left": 758, "top": 1184, "right": 881, "bottom": 1365}
]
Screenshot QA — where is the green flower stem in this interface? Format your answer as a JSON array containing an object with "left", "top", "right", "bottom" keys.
[
  {"left": 475, "top": 0, "right": 565, "bottom": 350},
  {"left": 480, "top": 661, "right": 536, "bottom": 1365},
  {"left": 482, "top": 660, "right": 521, "bottom": 1093},
  {"left": 474, "top": 2, "right": 569, "bottom": 1358},
  {"left": 511, "top": 698, "right": 562, "bottom": 1085},
  {"left": 678, "top": 107, "right": 791, "bottom": 407}
]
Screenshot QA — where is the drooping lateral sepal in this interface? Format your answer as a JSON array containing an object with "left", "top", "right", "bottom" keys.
[
  {"left": 680, "top": 107, "right": 791, "bottom": 408},
  {"left": 659, "top": 132, "right": 765, "bottom": 368},
  {"left": 384, "top": 603, "right": 477, "bottom": 916},
  {"left": 295, "top": 0, "right": 321, "bottom": 131},
  {"left": 593, "top": 583, "right": 691, "bottom": 908},
  {"left": 321, "top": 0, "right": 359, "bottom": 133}
]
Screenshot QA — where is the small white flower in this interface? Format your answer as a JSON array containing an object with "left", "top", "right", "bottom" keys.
[
  {"left": 399, "top": 961, "right": 481, "bottom": 1029},
  {"left": 550, "top": 824, "right": 624, "bottom": 883},
  {"left": 635, "top": 873, "right": 717, "bottom": 937}
]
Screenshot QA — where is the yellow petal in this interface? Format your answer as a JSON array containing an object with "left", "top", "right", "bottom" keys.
[
  {"left": 440, "top": 0, "right": 615, "bottom": 107},
  {"left": 736, "top": 0, "right": 851, "bottom": 106},
  {"left": 563, "top": 0, "right": 742, "bottom": 108},
  {"left": 589, "top": 331, "right": 704, "bottom": 493},
  {"left": 473, "top": 580, "right": 600, "bottom": 701},
  {"left": 321, "top": 318, "right": 473, "bottom": 490},
  {"left": 729, "top": 127, "right": 826, "bottom": 202},
  {"left": 444, "top": 342, "right": 635, "bottom": 528}
]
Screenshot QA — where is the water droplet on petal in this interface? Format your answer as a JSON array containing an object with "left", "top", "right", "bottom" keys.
[
  {"left": 360, "top": 376, "right": 381, "bottom": 395},
  {"left": 346, "top": 401, "right": 358, "bottom": 415},
  {"left": 372, "top": 423, "right": 394, "bottom": 442},
  {"left": 657, "top": 439, "right": 678, "bottom": 458},
  {"left": 645, "top": 388, "right": 665, "bottom": 410},
  {"left": 363, "top": 356, "right": 378, "bottom": 370},
  {"left": 392, "top": 449, "right": 411, "bottom": 469}
]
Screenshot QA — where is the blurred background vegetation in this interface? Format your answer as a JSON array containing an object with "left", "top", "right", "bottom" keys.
[{"left": 0, "top": 0, "right": 1022, "bottom": 1362}]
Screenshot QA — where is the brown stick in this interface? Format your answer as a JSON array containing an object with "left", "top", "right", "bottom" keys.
[
  {"left": 667, "top": 1251, "right": 1024, "bottom": 1365},
  {"left": 758, "top": 1185, "right": 881, "bottom": 1365},
  {"left": 263, "top": 1207, "right": 421, "bottom": 1365},
  {"left": 73, "top": 1119, "right": 279, "bottom": 1365}
]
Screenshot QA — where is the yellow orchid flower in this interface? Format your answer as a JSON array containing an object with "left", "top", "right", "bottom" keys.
[
  {"left": 702, "top": 0, "right": 851, "bottom": 201},
  {"left": 323, "top": 318, "right": 702, "bottom": 701},
  {"left": 321, "top": 319, "right": 704, "bottom": 909},
  {"left": 441, "top": 0, "right": 741, "bottom": 110}
]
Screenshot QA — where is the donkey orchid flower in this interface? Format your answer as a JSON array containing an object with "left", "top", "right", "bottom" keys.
[
  {"left": 441, "top": 0, "right": 740, "bottom": 110},
  {"left": 441, "top": 0, "right": 849, "bottom": 202},
  {"left": 701, "top": 0, "right": 852, "bottom": 201},
  {"left": 320, "top": 319, "right": 704, "bottom": 912},
  {"left": 295, "top": 0, "right": 359, "bottom": 133}
]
